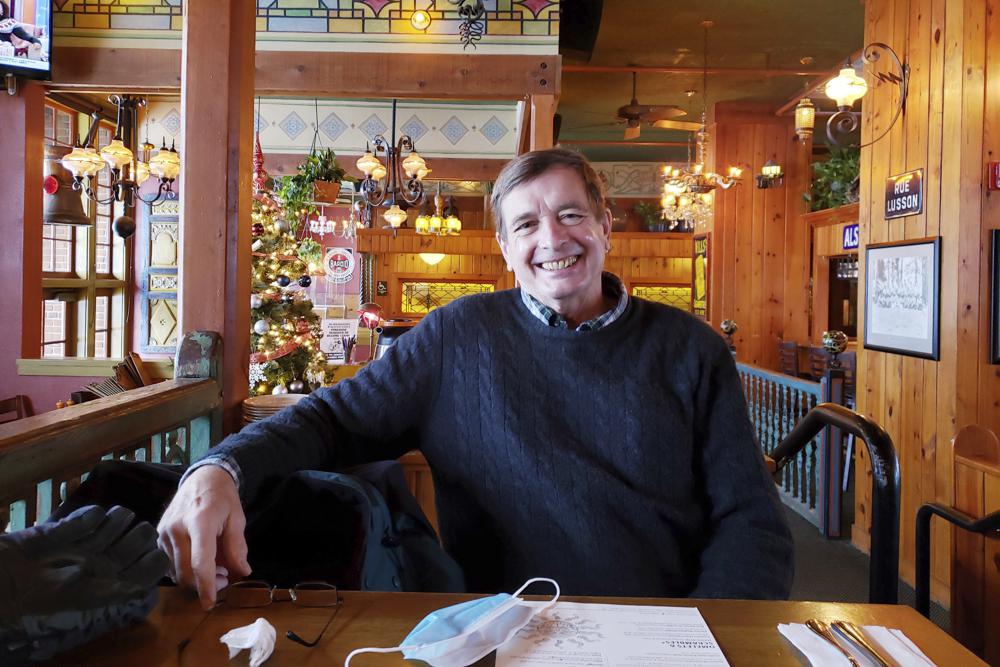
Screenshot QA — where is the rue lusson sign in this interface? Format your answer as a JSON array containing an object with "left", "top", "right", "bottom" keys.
[{"left": 884, "top": 168, "right": 923, "bottom": 219}]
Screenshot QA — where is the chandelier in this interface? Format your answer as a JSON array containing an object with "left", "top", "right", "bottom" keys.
[
  {"left": 415, "top": 184, "right": 462, "bottom": 236},
  {"left": 660, "top": 21, "right": 742, "bottom": 225},
  {"left": 59, "top": 95, "right": 180, "bottom": 211},
  {"left": 355, "top": 99, "right": 430, "bottom": 230}
]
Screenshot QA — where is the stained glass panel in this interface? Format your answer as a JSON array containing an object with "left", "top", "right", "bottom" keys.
[
  {"left": 401, "top": 281, "right": 494, "bottom": 314},
  {"left": 631, "top": 285, "right": 692, "bottom": 311}
]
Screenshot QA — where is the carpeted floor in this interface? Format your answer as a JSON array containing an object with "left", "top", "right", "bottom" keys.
[{"left": 784, "top": 506, "right": 950, "bottom": 631}]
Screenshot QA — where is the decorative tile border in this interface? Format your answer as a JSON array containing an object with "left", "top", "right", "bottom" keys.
[
  {"left": 53, "top": 0, "right": 559, "bottom": 54},
  {"left": 145, "top": 98, "right": 519, "bottom": 159}
]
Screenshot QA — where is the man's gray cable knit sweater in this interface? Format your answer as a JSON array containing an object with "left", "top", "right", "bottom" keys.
[{"left": 209, "top": 289, "right": 793, "bottom": 599}]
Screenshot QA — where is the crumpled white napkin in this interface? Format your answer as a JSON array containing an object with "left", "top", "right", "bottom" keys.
[
  {"left": 220, "top": 617, "right": 276, "bottom": 667},
  {"left": 778, "top": 623, "right": 936, "bottom": 667}
]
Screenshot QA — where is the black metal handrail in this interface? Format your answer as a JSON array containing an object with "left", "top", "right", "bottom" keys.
[
  {"left": 769, "top": 402, "right": 900, "bottom": 604},
  {"left": 915, "top": 503, "right": 1000, "bottom": 617}
]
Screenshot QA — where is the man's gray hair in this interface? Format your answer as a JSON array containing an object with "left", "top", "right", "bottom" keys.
[{"left": 490, "top": 148, "right": 607, "bottom": 237}]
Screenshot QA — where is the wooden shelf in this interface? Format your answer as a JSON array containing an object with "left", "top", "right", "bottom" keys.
[{"left": 801, "top": 202, "right": 859, "bottom": 228}]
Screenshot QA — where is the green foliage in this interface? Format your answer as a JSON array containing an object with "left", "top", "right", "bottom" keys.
[
  {"left": 276, "top": 148, "right": 355, "bottom": 226},
  {"left": 804, "top": 147, "right": 861, "bottom": 212},
  {"left": 634, "top": 201, "right": 664, "bottom": 229}
]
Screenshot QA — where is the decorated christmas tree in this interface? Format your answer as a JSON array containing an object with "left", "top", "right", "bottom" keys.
[{"left": 248, "top": 135, "right": 329, "bottom": 396}]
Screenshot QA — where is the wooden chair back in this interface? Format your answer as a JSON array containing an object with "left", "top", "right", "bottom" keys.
[
  {"left": 0, "top": 395, "right": 32, "bottom": 425},
  {"left": 806, "top": 347, "right": 831, "bottom": 380},
  {"left": 777, "top": 340, "right": 799, "bottom": 377},
  {"left": 950, "top": 424, "right": 1000, "bottom": 663}
]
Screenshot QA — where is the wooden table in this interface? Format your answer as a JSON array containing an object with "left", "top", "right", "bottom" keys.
[{"left": 54, "top": 589, "right": 984, "bottom": 666}]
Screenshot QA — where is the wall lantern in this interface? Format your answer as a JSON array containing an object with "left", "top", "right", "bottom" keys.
[
  {"left": 824, "top": 43, "right": 909, "bottom": 148},
  {"left": 756, "top": 160, "right": 784, "bottom": 189},
  {"left": 794, "top": 97, "right": 815, "bottom": 141}
]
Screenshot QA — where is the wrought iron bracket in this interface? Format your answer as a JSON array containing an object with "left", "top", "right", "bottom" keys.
[{"left": 827, "top": 42, "right": 909, "bottom": 149}]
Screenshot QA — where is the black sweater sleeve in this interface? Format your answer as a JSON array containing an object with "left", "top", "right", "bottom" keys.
[
  {"left": 689, "top": 339, "right": 795, "bottom": 599},
  {"left": 11, "top": 26, "right": 40, "bottom": 45},
  {"left": 206, "top": 308, "right": 444, "bottom": 504}
]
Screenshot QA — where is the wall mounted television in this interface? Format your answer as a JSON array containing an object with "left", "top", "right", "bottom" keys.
[{"left": 0, "top": 0, "right": 52, "bottom": 81}]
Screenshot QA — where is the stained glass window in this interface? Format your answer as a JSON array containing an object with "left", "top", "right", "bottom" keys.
[
  {"left": 631, "top": 285, "right": 692, "bottom": 311},
  {"left": 401, "top": 281, "right": 494, "bottom": 314}
]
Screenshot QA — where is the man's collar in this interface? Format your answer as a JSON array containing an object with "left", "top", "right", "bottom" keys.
[{"left": 519, "top": 273, "right": 629, "bottom": 331}]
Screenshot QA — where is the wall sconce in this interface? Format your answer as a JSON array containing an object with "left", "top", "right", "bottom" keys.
[
  {"left": 825, "top": 42, "right": 908, "bottom": 148},
  {"left": 794, "top": 97, "right": 815, "bottom": 141},
  {"left": 410, "top": 9, "right": 432, "bottom": 30},
  {"left": 755, "top": 160, "right": 784, "bottom": 189}
]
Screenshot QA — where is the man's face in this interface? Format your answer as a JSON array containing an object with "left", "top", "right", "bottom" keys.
[{"left": 496, "top": 166, "right": 612, "bottom": 323}]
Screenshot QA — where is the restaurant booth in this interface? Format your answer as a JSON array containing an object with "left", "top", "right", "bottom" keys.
[{"left": 1, "top": 0, "right": 999, "bottom": 664}]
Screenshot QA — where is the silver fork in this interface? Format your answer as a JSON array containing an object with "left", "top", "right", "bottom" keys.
[{"left": 805, "top": 619, "right": 861, "bottom": 666}]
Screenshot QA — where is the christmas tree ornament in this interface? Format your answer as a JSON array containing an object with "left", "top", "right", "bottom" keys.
[
  {"left": 275, "top": 219, "right": 290, "bottom": 234},
  {"left": 253, "top": 319, "right": 269, "bottom": 335},
  {"left": 248, "top": 362, "right": 267, "bottom": 388},
  {"left": 296, "top": 317, "right": 310, "bottom": 333},
  {"left": 276, "top": 275, "right": 291, "bottom": 287},
  {"left": 280, "top": 294, "right": 294, "bottom": 304},
  {"left": 297, "top": 275, "right": 312, "bottom": 288},
  {"left": 272, "top": 384, "right": 289, "bottom": 395},
  {"left": 250, "top": 294, "right": 263, "bottom": 309},
  {"left": 252, "top": 222, "right": 265, "bottom": 236},
  {"left": 256, "top": 383, "right": 270, "bottom": 395},
  {"left": 288, "top": 379, "right": 306, "bottom": 393}
]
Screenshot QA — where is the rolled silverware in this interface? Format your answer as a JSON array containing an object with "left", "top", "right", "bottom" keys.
[
  {"left": 805, "top": 618, "right": 861, "bottom": 666},
  {"left": 832, "top": 620, "right": 893, "bottom": 667}
]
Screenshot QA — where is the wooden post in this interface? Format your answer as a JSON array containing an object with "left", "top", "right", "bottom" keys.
[
  {"left": 529, "top": 94, "right": 556, "bottom": 151},
  {"left": 818, "top": 364, "right": 845, "bottom": 538},
  {"left": 0, "top": 83, "right": 44, "bottom": 363},
  {"left": 178, "top": 0, "right": 254, "bottom": 434}
]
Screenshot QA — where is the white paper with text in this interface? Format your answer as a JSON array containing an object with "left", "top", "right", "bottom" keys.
[{"left": 496, "top": 601, "right": 730, "bottom": 666}]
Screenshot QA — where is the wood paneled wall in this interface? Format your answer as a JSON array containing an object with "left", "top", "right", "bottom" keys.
[
  {"left": 356, "top": 230, "right": 693, "bottom": 319},
  {"left": 854, "top": 0, "right": 1000, "bottom": 604},
  {"left": 706, "top": 104, "right": 812, "bottom": 370}
]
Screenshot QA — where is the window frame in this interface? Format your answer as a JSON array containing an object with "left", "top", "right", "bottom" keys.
[{"left": 39, "top": 98, "right": 130, "bottom": 360}]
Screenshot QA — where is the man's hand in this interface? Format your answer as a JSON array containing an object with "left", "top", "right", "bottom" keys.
[{"left": 157, "top": 466, "right": 251, "bottom": 610}]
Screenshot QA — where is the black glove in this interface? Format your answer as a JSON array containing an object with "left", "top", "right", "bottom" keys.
[{"left": 0, "top": 505, "right": 169, "bottom": 665}]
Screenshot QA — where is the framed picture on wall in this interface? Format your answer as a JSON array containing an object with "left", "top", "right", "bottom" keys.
[
  {"left": 990, "top": 230, "right": 1000, "bottom": 364},
  {"left": 692, "top": 233, "right": 709, "bottom": 319},
  {"left": 863, "top": 237, "right": 940, "bottom": 360}
]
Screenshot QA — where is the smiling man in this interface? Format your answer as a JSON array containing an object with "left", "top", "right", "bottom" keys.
[{"left": 158, "top": 148, "right": 793, "bottom": 609}]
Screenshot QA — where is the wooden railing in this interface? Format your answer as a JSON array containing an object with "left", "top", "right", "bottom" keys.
[
  {"left": 738, "top": 363, "right": 824, "bottom": 527},
  {"left": 0, "top": 332, "right": 222, "bottom": 532}
]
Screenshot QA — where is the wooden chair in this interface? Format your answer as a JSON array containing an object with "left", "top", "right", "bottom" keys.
[
  {"left": 915, "top": 425, "right": 1000, "bottom": 663},
  {"left": 777, "top": 340, "right": 799, "bottom": 377},
  {"left": 0, "top": 395, "right": 32, "bottom": 425},
  {"left": 806, "top": 347, "right": 831, "bottom": 380}
]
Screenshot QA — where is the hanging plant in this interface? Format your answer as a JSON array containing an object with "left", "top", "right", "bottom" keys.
[
  {"left": 804, "top": 147, "right": 861, "bottom": 212},
  {"left": 277, "top": 148, "right": 355, "bottom": 229}
]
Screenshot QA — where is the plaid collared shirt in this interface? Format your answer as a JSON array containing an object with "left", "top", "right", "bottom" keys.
[{"left": 519, "top": 272, "right": 629, "bottom": 331}]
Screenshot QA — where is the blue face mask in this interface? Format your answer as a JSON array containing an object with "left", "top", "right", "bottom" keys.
[{"left": 345, "top": 577, "right": 560, "bottom": 667}]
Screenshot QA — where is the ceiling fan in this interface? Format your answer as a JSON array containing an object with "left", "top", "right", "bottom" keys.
[{"left": 615, "top": 71, "right": 702, "bottom": 139}]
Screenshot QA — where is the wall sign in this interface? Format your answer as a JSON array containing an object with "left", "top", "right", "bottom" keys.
[
  {"left": 376, "top": 280, "right": 388, "bottom": 297},
  {"left": 842, "top": 224, "right": 860, "bottom": 250},
  {"left": 692, "top": 233, "right": 710, "bottom": 320},
  {"left": 988, "top": 162, "right": 1000, "bottom": 191},
  {"left": 324, "top": 247, "right": 356, "bottom": 284},
  {"left": 884, "top": 169, "right": 923, "bottom": 219}
]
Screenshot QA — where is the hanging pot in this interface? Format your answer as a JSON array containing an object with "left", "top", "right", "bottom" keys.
[{"left": 313, "top": 180, "right": 341, "bottom": 204}]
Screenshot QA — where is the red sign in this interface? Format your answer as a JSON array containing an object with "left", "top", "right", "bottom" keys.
[{"left": 988, "top": 162, "right": 1000, "bottom": 191}]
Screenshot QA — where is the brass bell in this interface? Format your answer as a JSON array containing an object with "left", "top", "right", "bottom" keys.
[{"left": 43, "top": 145, "right": 91, "bottom": 227}]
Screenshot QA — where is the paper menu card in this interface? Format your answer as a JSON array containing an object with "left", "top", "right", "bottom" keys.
[{"left": 496, "top": 601, "right": 730, "bottom": 666}]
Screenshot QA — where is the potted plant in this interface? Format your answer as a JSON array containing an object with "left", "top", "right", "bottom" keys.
[
  {"left": 803, "top": 147, "right": 860, "bottom": 212},
  {"left": 277, "top": 148, "right": 354, "bottom": 223},
  {"left": 635, "top": 201, "right": 667, "bottom": 232}
]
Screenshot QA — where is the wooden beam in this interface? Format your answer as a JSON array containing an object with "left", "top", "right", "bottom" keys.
[
  {"left": 530, "top": 94, "right": 556, "bottom": 150},
  {"left": 51, "top": 47, "right": 182, "bottom": 92},
  {"left": 560, "top": 140, "right": 688, "bottom": 147},
  {"left": 255, "top": 52, "right": 559, "bottom": 99},
  {"left": 0, "top": 83, "right": 44, "bottom": 360},
  {"left": 563, "top": 64, "right": 830, "bottom": 77},
  {"left": 264, "top": 153, "right": 509, "bottom": 182},
  {"left": 178, "top": 0, "right": 254, "bottom": 433}
]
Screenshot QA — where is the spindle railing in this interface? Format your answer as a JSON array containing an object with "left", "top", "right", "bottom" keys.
[
  {"left": 737, "top": 363, "right": 823, "bottom": 527},
  {"left": 0, "top": 332, "right": 222, "bottom": 532}
]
